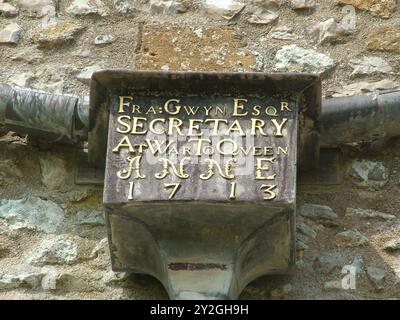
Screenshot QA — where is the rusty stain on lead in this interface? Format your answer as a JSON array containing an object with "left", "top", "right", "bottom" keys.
[{"left": 168, "top": 263, "right": 228, "bottom": 271}]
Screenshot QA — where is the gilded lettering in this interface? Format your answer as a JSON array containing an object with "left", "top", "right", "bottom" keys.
[
  {"left": 232, "top": 98, "right": 248, "bottom": 116},
  {"left": 118, "top": 96, "right": 133, "bottom": 113}
]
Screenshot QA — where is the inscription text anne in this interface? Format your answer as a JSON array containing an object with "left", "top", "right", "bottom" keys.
[{"left": 112, "top": 96, "right": 294, "bottom": 201}]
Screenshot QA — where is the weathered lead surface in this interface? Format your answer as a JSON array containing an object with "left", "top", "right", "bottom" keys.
[
  {"left": 105, "top": 95, "right": 298, "bottom": 203},
  {"left": 94, "top": 71, "right": 320, "bottom": 300},
  {"left": 0, "top": 83, "right": 88, "bottom": 143}
]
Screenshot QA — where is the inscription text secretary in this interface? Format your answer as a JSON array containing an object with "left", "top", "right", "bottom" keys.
[{"left": 116, "top": 96, "right": 291, "bottom": 137}]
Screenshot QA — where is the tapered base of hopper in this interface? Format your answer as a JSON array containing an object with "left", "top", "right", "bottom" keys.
[{"left": 105, "top": 202, "right": 294, "bottom": 300}]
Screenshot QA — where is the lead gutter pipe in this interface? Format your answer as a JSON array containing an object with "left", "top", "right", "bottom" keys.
[{"left": 1, "top": 83, "right": 400, "bottom": 147}]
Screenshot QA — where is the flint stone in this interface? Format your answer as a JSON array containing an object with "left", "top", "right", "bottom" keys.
[
  {"left": 17, "top": 0, "right": 54, "bottom": 18},
  {"left": 271, "top": 31, "right": 299, "bottom": 40},
  {"left": 0, "top": 2, "right": 19, "bottom": 17},
  {"left": 270, "top": 26, "right": 300, "bottom": 40},
  {"left": 0, "top": 131, "right": 26, "bottom": 144},
  {"left": 248, "top": 10, "right": 278, "bottom": 25},
  {"left": 28, "top": 236, "right": 78, "bottom": 266},
  {"left": 94, "top": 34, "right": 114, "bottom": 45},
  {"left": 90, "top": 237, "right": 109, "bottom": 258},
  {"left": 41, "top": 270, "right": 94, "bottom": 292},
  {"left": 291, "top": 0, "right": 315, "bottom": 9},
  {"left": 67, "top": 0, "right": 109, "bottom": 16},
  {"left": 150, "top": 0, "right": 187, "bottom": 14},
  {"left": 8, "top": 72, "right": 34, "bottom": 87},
  {"left": 347, "top": 160, "right": 389, "bottom": 189},
  {"left": 75, "top": 210, "right": 105, "bottom": 226},
  {"left": 74, "top": 65, "right": 103, "bottom": 85},
  {"left": 202, "top": 0, "right": 245, "bottom": 19},
  {"left": 274, "top": 45, "right": 335, "bottom": 75},
  {"left": 33, "top": 21, "right": 86, "bottom": 49},
  {"left": 330, "top": 79, "right": 400, "bottom": 97},
  {"left": 297, "top": 221, "right": 317, "bottom": 239},
  {"left": 336, "top": 16, "right": 357, "bottom": 36},
  {"left": 113, "top": 0, "right": 134, "bottom": 14},
  {"left": 298, "top": 204, "right": 338, "bottom": 221},
  {"left": 345, "top": 208, "right": 395, "bottom": 220},
  {"left": 308, "top": 18, "right": 338, "bottom": 44},
  {"left": 191, "top": 27, "right": 203, "bottom": 39},
  {"left": 351, "top": 255, "right": 364, "bottom": 273},
  {"left": 251, "top": 51, "right": 264, "bottom": 72},
  {"left": 349, "top": 56, "right": 392, "bottom": 76},
  {"left": 39, "top": 153, "right": 66, "bottom": 190},
  {"left": 67, "top": 190, "right": 88, "bottom": 203},
  {"left": 40, "top": 268, "right": 58, "bottom": 290},
  {"left": 335, "top": 2, "right": 358, "bottom": 35},
  {"left": 313, "top": 252, "right": 346, "bottom": 274},
  {"left": 102, "top": 271, "right": 128, "bottom": 286},
  {"left": 272, "top": 26, "right": 293, "bottom": 32},
  {"left": 0, "top": 274, "right": 20, "bottom": 290},
  {"left": 248, "top": 1, "right": 280, "bottom": 25},
  {"left": 296, "top": 238, "right": 309, "bottom": 251},
  {"left": 18, "top": 272, "right": 44, "bottom": 288},
  {"left": 0, "top": 197, "right": 64, "bottom": 233},
  {"left": 296, "top": 233, "right": 309, "bottom": 251},
  {"left": 366, "top": 266, "right": 386, "bottom": 291},
  {"left": 0, "top": 272, "right": 44, "bottom": 290},
  {"left": 0, "top": 23, "right": 22, "bottom": 44},
  {"left": 90, "top": 238, "right": 110, "bottom": 269},
  {"left": 73, "top": 48, "right": 91, "bottom": 58},
  {"left": 335, "top": 229, "right": 368, "bottom": 247}
]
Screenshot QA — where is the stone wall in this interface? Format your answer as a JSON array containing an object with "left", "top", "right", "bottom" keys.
[{"left": 1, "top": 0, "right": 400, "bottom": 299}]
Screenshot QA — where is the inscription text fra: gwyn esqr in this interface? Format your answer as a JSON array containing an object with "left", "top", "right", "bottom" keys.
[{"left": 111, "top": 96, "right": 295, "bottom": 201}]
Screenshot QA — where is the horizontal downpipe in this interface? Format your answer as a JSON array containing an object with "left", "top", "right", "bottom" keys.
[{"left": 1, "top": 83, "right": 400, "bottom": 147}]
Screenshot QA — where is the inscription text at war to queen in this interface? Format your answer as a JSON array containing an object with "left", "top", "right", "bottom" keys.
[{"left": 105, "top": 94, "right": 298, "bottom": 203}]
